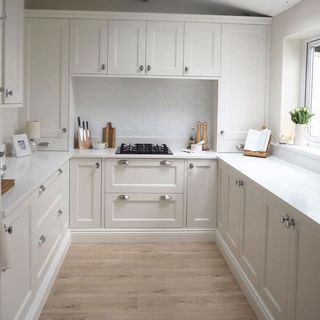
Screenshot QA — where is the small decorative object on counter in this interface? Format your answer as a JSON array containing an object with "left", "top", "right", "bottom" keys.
[
  {"left": 103, "top": 122, "right": 116, "bottom": 148},
  {"left": 202, "top": 122, "right": 209, "bottom": 151},
  {"left": 188, "top": 127, "right": 196, "bottom": 148},
  {"left": 289, "top": 107, "right": 314, "bottom": 146},
  {"left": 196, "top": 121, "right": 203, "bottom": 144},
  {"left": 26, "top": 121, "right": 40, "bottom": 152},
  {"left": 76, "top": 116, "right": 92, "bottom": 149},
  {"left": 11, "top": 134, "right": 32, "bottom": 158}
]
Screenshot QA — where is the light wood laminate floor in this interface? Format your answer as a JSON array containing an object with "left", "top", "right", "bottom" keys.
[{"left": 40, "top": 243, "right": 257, "bottom": 320}]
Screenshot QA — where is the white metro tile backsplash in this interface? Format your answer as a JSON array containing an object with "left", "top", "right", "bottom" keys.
[{"left": 74, "top": 77, "right": 215, "bottom": 148}]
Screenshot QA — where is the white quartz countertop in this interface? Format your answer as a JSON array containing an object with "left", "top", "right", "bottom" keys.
[
  {"left": 1, "top": 152, "right": 72, "bottom": 217},
  {"left": 72, "top": 148, "right": 218, "bottom": 159},
  {"left": 218, "top": 153, "right": 320, "bottom": 225}
]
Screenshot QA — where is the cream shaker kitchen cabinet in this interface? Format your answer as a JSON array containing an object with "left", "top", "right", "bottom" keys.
[
  {"left": 184, "top": 23, "right": 221, "bottom": 77},
  {"left": 24, "top": 18, "right": 69, "bottom": 151},
  {"left": 186, "top": 160, "right": 217, "bottom": 228},
  {"left": 70, "top": 158, "right": 102, "bottom": 228},
  {"left": 108, "top": 20, "right": 146, "bottom": 75},
  {"left": 1, "top": 198, "right": 32, "bottom": 320},
  {"left": 260, "top": 192, "right": 293, "bottom": 320},
  {"left": 70, "top": 19, "right": 108, "bottom": 74},
  {"left": 1, "top": 0, "right": 23, "bottom": 106},
  {"left": 218, "top": 24, "right": 267, "bottom": 152},
  {"left": 146, "top": 21, "right": 184, "bottom": 76}
]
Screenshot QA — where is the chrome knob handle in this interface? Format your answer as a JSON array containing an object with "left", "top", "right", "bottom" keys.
[
  {"left": 160, "top": 195, "right": 172, "bottom": 201},
  {"left": 101, "top": 64, "right": 106, "bottom": 70},
  {"left": 280, "top": 215, "right": 289, "bottom": 224},
  {"left": 160, "top": 160, "right": 173, "bottom": 166},
  {"left": 4, "top": 225, "right": 13, "bottom": 234},
  {"left": 220, "top": 130, "right": 225, "bottom": 136},
  {"left": 58, "top": 209, "right": 63, "bottom": 216},
  {"left": 235, "top": 179, "right": 239, "bottom": 186},
  {"left": 285, "top": 218, "right": 295, "bottom": 229},
  {"left": 0, "top": 13, "right": 7, "bottom": 20},
  {"left": 39, "top": 185, "right": 46, "bottom": 194},
  {"left": 189, "top": 162, "right": 195, "bottom": 169},
  {"left": 62, "top": 128, "right": 67, "bottom": 133},
  {"left": 58, "top": 168, "right": 63, "bottom": 175},
  {"left": 118, "top": 194, "right": 129, "bottom": 200},
  {"left": 5, "top": 89, "right": 13, "bottom": 97},
  {"left": 118, "top": 160, "right": 129, "bottom": 166},
  {"left": 147, "top": 65, "right": 151, "bottom": 72},
  {"left": 39, "top": 235, "right": 47, "bottom": 246},
  {"left": 96, "top": 162, "right": 100, "bottom": 169},
  {"left": 139, "top": 65, "right": 144, "bottom": 71},
  {"left": 185, "top": 66, "right": 190, "bottom": 72},
  {"left": 238, "top": 180, "right": 244, "bottom": 187}
]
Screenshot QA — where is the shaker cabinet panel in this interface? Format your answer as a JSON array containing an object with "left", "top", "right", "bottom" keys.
[
  {"left": 184, "top": 22, "right": 221, "bottom": 77},
  {"left": 2, "top": 0, "right": 24, "bottom": 105},
  {"left": 146, "top": 21, "right": 184, "bottom": 76},
  {"left": 70, "top": 19, "right": 108, "bottom": 74},
  {"left": 219, "top": 24, "right": 267, "bottom": 152},
  {"left": 108, "top": 20, "right": 146, "bottom": 75},
  {"left": 70, "top": 158, "right": 102, "bottom": 228},
  {"left": 187, "top": 160, "right": 217, "bottom": 228},
  {"left": 24, "top": 18, "right": 69, "bottom": 150}
]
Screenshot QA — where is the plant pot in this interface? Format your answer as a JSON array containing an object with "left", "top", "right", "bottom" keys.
[{"left": 294, "top": 124, "right": 307, "bottom": 146}]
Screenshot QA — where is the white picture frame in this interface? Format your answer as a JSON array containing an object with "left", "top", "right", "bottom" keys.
[{"left": 11, "top": 134, "right": 32, "bottom": 158}]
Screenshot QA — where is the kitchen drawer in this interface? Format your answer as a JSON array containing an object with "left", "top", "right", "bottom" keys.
[
  {"left": 105, "top": 159, "right": 184, "bottom": 193},
  {"left": 32, "top": 197, "right": 62, "bottom": 285},
  {"left": 32, "top": 168, "right": 63, "bottom": 232},
  {"left": 105, "top": 193, "right": 184, "bottom": 228}
]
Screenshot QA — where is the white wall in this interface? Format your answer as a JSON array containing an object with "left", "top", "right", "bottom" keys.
[
  {"left": 74, "top": 77, "right": 215, "bottom": 148},
  {"left": 1, "top": 109, "right": 19, "bottom": 151},
  {"left": 269, "top": 0, "right": 320, "bottom": 140}
]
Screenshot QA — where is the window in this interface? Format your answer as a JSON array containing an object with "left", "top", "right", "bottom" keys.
[{"left": 306, "top": 39, "right": 320, "bottom": 139}]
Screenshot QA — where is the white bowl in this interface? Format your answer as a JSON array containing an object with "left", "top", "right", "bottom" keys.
[
  {"left": 190, "top": 144, "right": 203, "bottom": 152},
  {"left": 93, "top": 142, "right": 107, "bottom": 150}
]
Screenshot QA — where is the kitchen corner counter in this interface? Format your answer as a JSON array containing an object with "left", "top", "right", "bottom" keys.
[
  {"left": 1, "top": 151, "right": 72, "bottom": 216},
  {"left": 218, "top": 153, "right": 320, "bottom": 225},
  {"left": 72, "top": 148, "right": 218, "bottom": 159}
]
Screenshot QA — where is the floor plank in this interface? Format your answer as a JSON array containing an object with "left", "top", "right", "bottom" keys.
[{"left": 40, "top": 243, "right": 257, "bottom": 320}]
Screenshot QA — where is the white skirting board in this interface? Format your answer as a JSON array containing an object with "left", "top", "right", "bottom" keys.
[
  {"left": 215, "top": 231, "right": 273, "bottom": 320},
  {"left": 25, "top": 231, "right": 71, "bottom": 320},
  {"left": 71, "top": 228, "right": 216, "bottom": 243}
]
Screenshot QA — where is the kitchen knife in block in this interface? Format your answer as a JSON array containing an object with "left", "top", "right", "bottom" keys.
[{"left": 103, "top": 122, "right": 116, "bottom": 148}]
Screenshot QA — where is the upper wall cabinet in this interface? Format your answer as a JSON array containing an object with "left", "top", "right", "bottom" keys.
[
  {"left": 69, "top": 19, "right": 108, "bottom": 74},
  {"left": 24, "top": 18, "right": 69, "bottom": 150},
  {"left": 1, "top": 0, "right": 23, "bottom": 106},
  {"left": 218, "top": 24, "right": 267, "bottom": 152},
  {"left": 146, "top": 21, "right": 184, "bottom": 76},
  {"left": 108, "top": 20, "right": 146, "bottom": 75},
  {"left": 184, "top": 23, "right": 221, "bottom": 77}
]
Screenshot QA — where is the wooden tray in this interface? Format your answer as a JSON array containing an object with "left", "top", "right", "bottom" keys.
[{"left": 1, "top": 179, "right": 15, "bottom": 195}]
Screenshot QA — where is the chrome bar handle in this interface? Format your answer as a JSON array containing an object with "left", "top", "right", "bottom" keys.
[
  {"left": 285, "top": 218, "right": 296, "bottom": 229},
  {"left": 160, "top": 160, "right": 173, "bottom": 166},
  {"left": 58, "top": 209, "right": 63, "bottom": 217},
  {"left": 118, "top": 195, "right": 129, "bottom": 200},
  {"left": 118, "top": 160, "right": 129, "bottom": 166},
  {"left": 280, "top": 215, "right": 289, "bottom": 224},
  {"left": 160, "top": 195, "right": 172, "bottom": 201}
]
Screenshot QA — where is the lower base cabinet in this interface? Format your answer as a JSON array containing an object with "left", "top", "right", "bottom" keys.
[{"left": 218, "top": 160, "right": 320, "bottom": 320}]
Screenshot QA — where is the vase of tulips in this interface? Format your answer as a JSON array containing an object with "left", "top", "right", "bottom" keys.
[{"left": 289, "top": 107, "right": 314, "bottom": 146}]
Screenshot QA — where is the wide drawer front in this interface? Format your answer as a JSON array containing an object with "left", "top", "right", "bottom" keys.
[
  {"left": 32, "top": 197, "right": 62, "bottom": 285},
  {"left": 105, "top": 193, "right": 184, "bottom": 228},
  {"left": 105, "top": 159, "right": 184, "bottom": 193},
  {"left": 32, "top": 168, "right": 62, "bottom": 232}
]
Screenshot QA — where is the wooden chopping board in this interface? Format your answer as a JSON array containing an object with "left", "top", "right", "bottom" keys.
[{"left": 1, "top": 179, "right": 15, "bottom": 195}]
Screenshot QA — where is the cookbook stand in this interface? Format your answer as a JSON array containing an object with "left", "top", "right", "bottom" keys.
[{"left": 243, "top": 136, "right": 272, "bottom": 158}]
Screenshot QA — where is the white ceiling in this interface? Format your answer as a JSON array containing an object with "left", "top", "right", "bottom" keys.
[{"left": 25, "top": 0, "right": 303, "bottom": 17}]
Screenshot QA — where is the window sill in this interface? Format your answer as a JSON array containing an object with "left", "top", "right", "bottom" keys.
[{"left": 272, "top": 143, "right": 320, "bottom": 161}]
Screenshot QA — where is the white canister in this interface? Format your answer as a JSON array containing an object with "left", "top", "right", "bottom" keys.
[
  {"left": 190, "top": 144, "right": 203, "bottom": 152},
  {"left": 294, "top": 124, "right": 307, "bottom": 146}
]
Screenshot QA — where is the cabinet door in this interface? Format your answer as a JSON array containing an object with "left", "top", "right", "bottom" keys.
[
  {"left": 146, "top": 21, "right": 183, "bottom": 76},
  {"left": 287, "top": 211, "right": 320, "bottom": 320},
  {"left": 260, "top": 192, "right": 291, "bottom": 320},
  {"left": 187, "top": 160, "right": 217, "bottom": 228},
  {"left": 184, "top": 23, "right": 221, "bottom": 77},
  {"left": 59, "top": 162, "right": 69, "bottom": 233},
  {"left": 217, "top": 161, "right": 227, "bottom": 233},
  {"left": 2, "top": 0, "right": 23, "bottom": 105},
  {"left": 70, "top": 158, "right": 102, "bottom": 228},
  {"left": 219, "top": 24, "right": 267, "bottom": 152},
  {"left": 108, "top": 20, "right": 146, "bottom": 75},
  {"left": 24, "top": 18, "right": 69, "bottom": 150},
  {"left": 224, "top": 167, "right": 243, "bottom": 257},
  {"left": 1, "top": 200, "right": 32, "bottom": 320},
  {"left": 70, "top": 19, "right": 107, "bottom": 74},
  {"left": 239, "top": 178, "right": 263, "bottom": 289}
]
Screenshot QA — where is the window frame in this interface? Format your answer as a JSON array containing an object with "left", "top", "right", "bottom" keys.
[{"left": 305, "top": 38, "right": 320, "bottom": 144}]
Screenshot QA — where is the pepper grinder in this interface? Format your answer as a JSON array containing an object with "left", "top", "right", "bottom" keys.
[
  {"left": 196, "top": 121, "right": 202, "bottom": 143},
  {"left": 203, "top": 122, "right": 209, "bottom": 151}
]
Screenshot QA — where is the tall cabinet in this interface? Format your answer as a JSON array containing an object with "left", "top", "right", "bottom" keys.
[{"left": 24, "top": 18, "right": 69, "bottom": 150}]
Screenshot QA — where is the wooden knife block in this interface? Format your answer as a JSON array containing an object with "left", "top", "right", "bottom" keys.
[
  {"left": 77, "top": 128, "right": 92, "bottom": 149},
  {"left": 103, "top": 125, "right": 116, "bottom": 148}
]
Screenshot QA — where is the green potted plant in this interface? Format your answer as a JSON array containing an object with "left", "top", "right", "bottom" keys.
[{"left": 289, "top": 107, "right": 314, "bottom": 146}]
